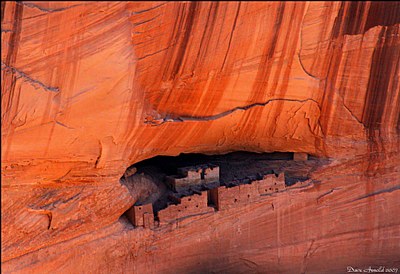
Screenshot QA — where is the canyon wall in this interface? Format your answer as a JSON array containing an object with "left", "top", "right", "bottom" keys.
[{"left": 1, "top": 1, "right": 399, "bottom": 272}]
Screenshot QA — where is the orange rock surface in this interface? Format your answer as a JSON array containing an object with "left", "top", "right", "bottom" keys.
[{"left": 1, "top": 1, "right": 399, "bottom": 272}]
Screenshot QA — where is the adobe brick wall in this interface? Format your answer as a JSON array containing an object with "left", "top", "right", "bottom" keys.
[
  {"left": 203, "top": 166, "right": 219, "bottom": 182},
  {"left": 158, "top": 192, "right": 214, "bottom": 223},
  {"left": 166, "top": 176, "right": 201, "bottom": 191},
  {"left": 126, "top": 203, "right": 154, "bottom": 228},
  {"left": 257, "top": 173, "right": 285, "bottom": 195},
  {"left": 142, "top": 212, "right": 154, "bottom": 229},
  {"left": 166, "top": 165, "right": 220, "bottom": 191},
  {"left": 210, "top": 173, "right": 285, "bottom": 210},
  {"left": 126, "top": 172, "right": 286, "bottom": 227},
  {"left": 293, "top": 152, "right": 308, "bottom": 161}
]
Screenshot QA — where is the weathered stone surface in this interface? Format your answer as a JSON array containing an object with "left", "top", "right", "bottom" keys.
[
  {"left": 1, "top": 1, "right": 399, "bottom": 272},
  {"left": 2, "top": 1, "right": 399, "bottom": 185},
  {"left": 2, "top": 152, "right": 399, "bottom": 273}
]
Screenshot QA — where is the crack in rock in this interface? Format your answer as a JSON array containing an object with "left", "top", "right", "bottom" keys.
[
  {"left": 145, "top": 98, "right": 322, "bottom": 126},
  {"left": 298, "top": 5, "right": 322, "bottom": 81},
  {"left": 1, "top": 61, "right": 59, "bottom": 92},
  {"left": 19, "top": 2, "right": 83, "bottom": 13},
  {"left": 132, "top": 14, "right": 160, "bottom": 28},
  {"left": 350, "top": 185, "right": 400, "bottom": 203},
  {"left": 130, "top": 2, "right": 167, "bottom": 15},
  {"left": 317, "top": 187, "right": 342, "bottom": 202},
  {"left": 301, "top": 239, "right": 320, "bottom": 274},
  {"left": 27, "top": 209, "right": 53, "bottom": 230},
  {"left": 337, "top": 93, "right": 365, "bottom": 127},
  {"left": 55, "top": 120, "right": 75, "bottom": 130},
  {"left": 136, "top": 45, "right": 172, "bottom": 61}
]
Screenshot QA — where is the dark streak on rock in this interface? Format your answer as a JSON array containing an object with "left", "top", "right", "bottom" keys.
[
  {"left": 2, "top": 2, "right": 23, "bottom": 129},
  {"left": 137, "top": 46, "right": 172, "bottom": 61},
  {"left": 193, "top": 2, "right": 219, "bottom": 70},
  {"left": 55, "top": 120, "right": 74, "bottom": 129},
  {"left": 351, "top": 185, "right": 400, "bottom": 203},
  {"left": 1, "top": 1, "right": 6, "bottom": 23},
  {"left": 55, "top": 169, "right": 72, "bottom": 181},
  {"left": 95, "top": 140, "right": 102, "bottom": 168},
  {"left": 301, "top": 239, "right": 315, "bottom": 274},
  {"left": 132, "top": 14, "right": 160, "bottom": 27},
  {"left": 28, "top": 209, "right": 54, "bottom": 230},
  {"left": 220, "top": 2, "right": 241, "bottom": 71},
  {"left": 46, "top": 212, "right": 53, "bottom": 230},
  {"left": 364, "top": 2, "right": 400, "bottom": 33},
  {"left": 240, "top": 257, "right": 259, "bottom": 269},
  {"left": 362, "top": 27, "right": 399, "bottom": 131},
  {"left": 170, "top": 2, "right": 198, "bottom": 79},
  {"left": 131, "top": 2, "right": 167, "bottom": 15},
  {"left": 332, "top": 2, "right": 400, "bottom": 37},
  {"left": 267, "top": 3, "right": 285, "bottom": 60},
  {"left": 316, "top": 187, "right": 341, "bottom": 202},
  {"left": 249, "top": 2, "right": 285, "bottom": 101}
]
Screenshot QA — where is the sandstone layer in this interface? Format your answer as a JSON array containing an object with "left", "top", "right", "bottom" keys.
[
  {"left": 1, "top": 1, "right": 400, "bottom": 273},
  {"left": 3, "top": 152, "right": 400, "bottom": 273}
]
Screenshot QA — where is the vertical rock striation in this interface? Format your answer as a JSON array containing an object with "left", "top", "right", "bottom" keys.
[{"left": 1, "top": 1, "right": 399, "bottom": 272}]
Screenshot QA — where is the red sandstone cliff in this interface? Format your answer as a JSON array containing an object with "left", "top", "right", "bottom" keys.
[{"left": 1, "top": 1, "right": 400, "bottom": 273}]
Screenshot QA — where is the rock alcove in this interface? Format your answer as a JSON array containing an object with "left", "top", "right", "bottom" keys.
[{"left": 120, "top": 151, "right": 328, "bottom": 228}]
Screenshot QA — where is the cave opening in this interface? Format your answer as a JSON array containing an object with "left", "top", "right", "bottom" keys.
[{"left": 121, "top": 151, "right": 325, "bottom": 228}]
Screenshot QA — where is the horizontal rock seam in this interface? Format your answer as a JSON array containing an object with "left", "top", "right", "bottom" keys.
[
  {"left": 1, "top": 61, "right": 60, "bottom": 92},
  {"left": 145, "top": 97, "right": 321, "bottom": 125}
]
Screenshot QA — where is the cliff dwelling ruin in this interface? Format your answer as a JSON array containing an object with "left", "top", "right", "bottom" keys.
[
  {"left": 121, "top": 152, "right": 325, "bottom": 229},
  {"left": 2, "top": 1, "right": 399, "bottom": 273}
]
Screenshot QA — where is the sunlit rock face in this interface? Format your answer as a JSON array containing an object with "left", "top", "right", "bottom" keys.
[{"left": 1, "top": 1, "right": 399, "bottom": 272}]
